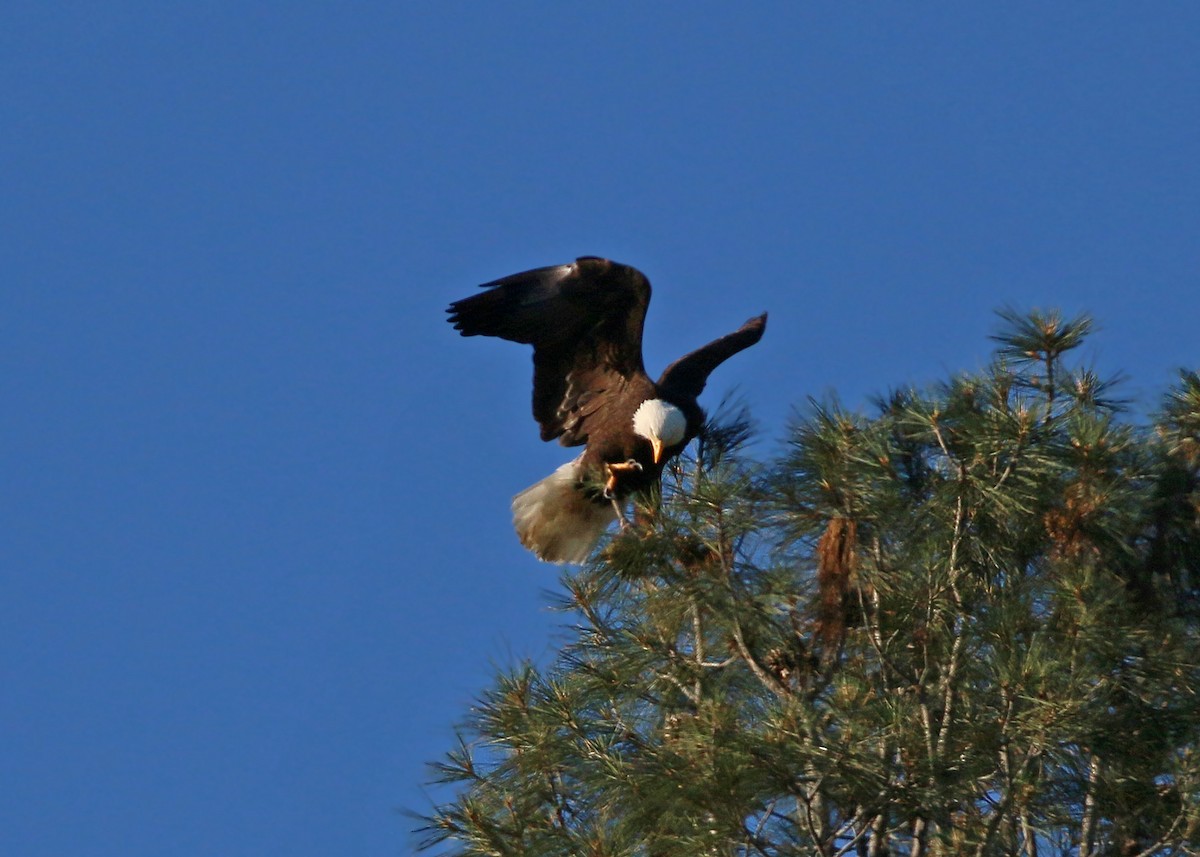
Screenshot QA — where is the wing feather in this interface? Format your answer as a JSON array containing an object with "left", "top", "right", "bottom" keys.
[
  {"left": 447, "top": 257, "right": 653, "bottom": 444},
  {"left": 656, "top": 313, "right": 767, "bottom": 400}
]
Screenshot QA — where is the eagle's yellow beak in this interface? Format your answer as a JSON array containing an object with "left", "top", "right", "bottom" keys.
[{"left": 652, "top": 439, "right": 665, "bottom": 464}]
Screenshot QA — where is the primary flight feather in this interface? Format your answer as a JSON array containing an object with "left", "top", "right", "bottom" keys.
[{"left": 447, "top": 256, "right": 766, "bottom": 563}]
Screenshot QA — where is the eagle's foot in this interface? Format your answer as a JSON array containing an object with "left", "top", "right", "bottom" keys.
[
  {"left": 603, "top": 459, "right": 642, "bottom": 529},
  {"left": 602, "top": 459, "right": 643, "bottom": 500}
]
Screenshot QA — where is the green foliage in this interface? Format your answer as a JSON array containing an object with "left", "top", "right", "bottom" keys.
[{"left": 420, "top": 312, "right": 1200, "bottom": 856}]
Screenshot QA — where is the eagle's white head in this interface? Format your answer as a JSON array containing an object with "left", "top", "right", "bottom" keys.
[{"left": 632, "top": 399, "right": 688, "bottom": 464}]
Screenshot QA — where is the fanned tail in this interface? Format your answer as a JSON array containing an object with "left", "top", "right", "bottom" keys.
[{"left": 511, "top": 458, "right": 616, "bottom": 564}]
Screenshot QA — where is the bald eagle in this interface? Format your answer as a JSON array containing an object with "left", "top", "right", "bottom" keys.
[{"left": 447, "top": 256, "right": 766, "bottom": 563}]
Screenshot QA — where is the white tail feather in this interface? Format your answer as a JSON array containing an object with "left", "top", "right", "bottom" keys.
[{"left": 511, "top": 459, "right": 616, "bottom": 564}]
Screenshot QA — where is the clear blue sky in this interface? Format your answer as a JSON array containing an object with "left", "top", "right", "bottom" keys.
[{"left": 3, "top": 4, "right": 1198, "bottom": 855}]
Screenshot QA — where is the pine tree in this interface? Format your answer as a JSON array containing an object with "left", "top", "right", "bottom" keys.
[{"left": 420, "top": 311, "right": 1200, "bottom": 856}]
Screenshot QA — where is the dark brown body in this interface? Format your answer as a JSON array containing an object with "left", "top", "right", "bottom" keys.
[{"left": 575, "top": 380, "right": 704, "bottom": 499}]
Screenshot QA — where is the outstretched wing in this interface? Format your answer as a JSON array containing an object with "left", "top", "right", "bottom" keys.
[
  {"left": 656, "top": 313, "right": 767, "bottom": 400},
  {"left": 447, "top": 257, "right": 653, "bottom": 444}
]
